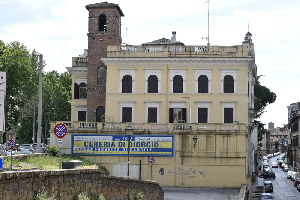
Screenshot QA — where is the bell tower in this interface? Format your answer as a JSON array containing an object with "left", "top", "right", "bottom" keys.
[{"left": 85, "top": 2, "right": 124, "bottom": 121}]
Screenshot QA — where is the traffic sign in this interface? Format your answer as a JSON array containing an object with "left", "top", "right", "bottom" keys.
[
  {"left": 7, "top": 139, "right": 15, "bottom": 150},
  {"left": 148, "top": 157, "right": 154, "bottom": 163},
  {"left": 54, "top": 123, "right": 68, "bottom": 138}
]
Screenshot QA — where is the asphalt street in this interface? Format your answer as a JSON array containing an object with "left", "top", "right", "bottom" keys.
[{"left": 163, "top": 187, "right": 239, "bottom": 200}]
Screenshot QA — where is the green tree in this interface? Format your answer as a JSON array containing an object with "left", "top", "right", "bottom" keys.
[
  {"left": 0, "top": 40, "right": 71, "bottom": 144},
  {"left": 0, "top": 41, "right": 40, "bottom": 143},
  {"left": 254, "top": 76, "right": 276, "bottom": 119},
  {"left": 41, "top": 71, "right": 71, "bottom": 143},
  {"left": 254, "top": 76, "right": 276, "bottom": 142}
]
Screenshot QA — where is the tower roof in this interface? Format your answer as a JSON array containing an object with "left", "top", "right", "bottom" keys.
[{"left": 85, "top": 2, "right": 124, "bottom": 16}]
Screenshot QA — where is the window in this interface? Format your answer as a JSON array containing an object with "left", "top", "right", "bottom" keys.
[
  {"left": 224, "top": 75, "right": 234, "bottom": 93},
  {"left": 224, "top": 108, "right": 233, "bottom": 123},
  {"left": 98, "top": 67, "right": 106, "bottom": 86},
  {"left": 74, "top": 82, "right": 87, "bottom": 99},
  {"left": 169, "top": 108, "right": 186, "bottom": 123},
  {"left": 78, "top": 111, "right": 86, "bottom": 122},
  {"left": 79, "top": 82, "right": 87, "bottom": 98},
  {"left": 221, "top": 69, "right": 236, "bottom": 93},
  {"left": 96, "top": 106, "right": 105, "bottom": 122},
  {"left": 221, "top": 102, "right": 235, "bottom": 123},
  {"left": 173, "top": 75, "right": 183, "bottom": 93},
  {"left": 99, "top": 14, "right": 107, "bottom": 32},
  {"left": 170, "top": 69, "right": 186, "bottom": 93},
  {"left": 148, "top": 107, "right": 157, "bottom": 123},
  {"left": 198, "top": 75, "right": 208, "bottom": 93},
  {"left": 122, "top": 75, "right": 132, "bottom": 93},
  {"left": 198, "top": 108, "right": 208, "bottom": 123},
  {"left": 122, "top": 107, "right": 132, "bottom": 122},
  {"left": 147, "top": 75, "right": 158, "bottom": 93}
]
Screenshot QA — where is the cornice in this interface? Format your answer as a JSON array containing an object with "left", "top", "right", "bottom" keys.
[
  {"left": 101, "top": 57, "right": 253, "bottom": 66},
  {"left": 66, "top": 67, "right": 87, "bottom": 75}
]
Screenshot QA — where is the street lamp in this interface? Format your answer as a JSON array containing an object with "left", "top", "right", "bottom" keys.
[
  {"left": 125, "top": 125, "right": 134, "bottom": 177},
  {"left": 193, "top": 135, "right": 198, "bottom": 148}
]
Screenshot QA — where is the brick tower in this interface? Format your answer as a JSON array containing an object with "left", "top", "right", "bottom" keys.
[{"left": 85, "top": 2, "right": 124, "bottom": 121}]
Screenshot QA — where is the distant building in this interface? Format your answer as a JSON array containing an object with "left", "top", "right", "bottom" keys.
[
  {"left": 51, "top": 2, "right": 257, "bottom": 190},
  {"left": 287, "top": 102, "right": 300, "bottom": 170}
]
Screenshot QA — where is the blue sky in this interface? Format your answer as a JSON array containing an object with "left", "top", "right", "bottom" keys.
[{"left": 0, "top": 0, "right": 300, "bottom": 128}]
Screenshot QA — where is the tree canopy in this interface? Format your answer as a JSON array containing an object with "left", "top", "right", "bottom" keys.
[{"left": 0, "top": 40, "right": 71, "bottom": 144}]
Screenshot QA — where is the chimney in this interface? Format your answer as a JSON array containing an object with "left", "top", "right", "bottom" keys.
[{"left": 171, "top": 31, "right": 176, "bottom": 43}]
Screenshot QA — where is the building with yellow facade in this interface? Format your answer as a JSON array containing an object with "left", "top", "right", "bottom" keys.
[{"left": 50, "top": 2, "right": 257, "bottom": 190}]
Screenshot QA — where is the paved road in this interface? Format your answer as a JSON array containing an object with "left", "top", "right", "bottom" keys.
[
  {"left": 265, "top": 155, "right": 300, "bottom": 200},
  {"left": 163, "top": 187, "right": 239, "bottom": 200}
]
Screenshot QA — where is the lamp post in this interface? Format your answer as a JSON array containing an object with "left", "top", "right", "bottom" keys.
[
  {"left": 193, "top": 135, "right": 198, "bottom": 148},
  {"left": 125, "top": 125, "right": 133, "bottom": 177}
]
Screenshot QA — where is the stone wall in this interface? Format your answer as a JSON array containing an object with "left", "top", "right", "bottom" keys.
[{"left": 0, "top": 169, "right": 163, "bottom": 200}]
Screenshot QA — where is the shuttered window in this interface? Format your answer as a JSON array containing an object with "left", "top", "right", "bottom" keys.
[
  {"left": 224, "top": 108, "right": 233, "bottom": 123},
  {"left": 122, "top": 75, "right": 132, "bottom": 93},
  {"left": 173, "top": 75, "right": 183, "bottom": 93},
  {"left": 224, "top": 75, "right": 234, "bottom": 93},
  {"left": 198, "top": 108, "right": 208, "bottom": 123},
  {"left": 78, "top": 111, "right": 86, "bottom": 122},
  {"left": 148, "top": 107, "right": 157, "bottom": 123},
  {"left": 122, "top": 107, "right": 132, "bottom": 122},
  {"left": 198, "top": 75, "right": 208, "bottom": 93},
  {"left": 148, "top": 75, "right": 158, "bottom": 93}
]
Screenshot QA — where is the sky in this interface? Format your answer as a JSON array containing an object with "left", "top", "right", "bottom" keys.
[{"left": 0, "top": 0, "right": 299, "bottom": 128}]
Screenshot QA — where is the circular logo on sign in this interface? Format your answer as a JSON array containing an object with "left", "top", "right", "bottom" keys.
[{"left": 54, "top": 123, "right": 68, "bottom": 138}]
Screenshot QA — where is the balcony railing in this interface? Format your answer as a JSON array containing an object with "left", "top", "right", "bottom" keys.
[
  {"left": 106, "top": 45, "right": 249, "bottom": 58},
  {"left": 51, "top": 122, "right": 247, "bottom": 134}
]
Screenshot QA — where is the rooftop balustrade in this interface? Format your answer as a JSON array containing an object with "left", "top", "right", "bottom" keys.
[
  {"left": 51, "top": 122, "right": 248, "bottom": 134},
  {"left": 106, "top": 45, "right": 250, "bottom": 58}
]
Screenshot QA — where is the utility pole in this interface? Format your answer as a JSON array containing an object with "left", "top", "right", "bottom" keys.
[{"left": 36, "top": 54, "right": 43, "bottom": 153}]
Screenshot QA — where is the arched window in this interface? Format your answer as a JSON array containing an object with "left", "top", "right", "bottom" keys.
[
  {"left": 122, "top": 75, "right": 132, "bottom": 93},
  {"left": 224, "top": 75, "right": 234, "bottom": 93},
  {"left": 148, "top": 75, "right": 158, "bottom": 93},
  {"left": 173, "top": 75, "right": 183, "bottom": 93},
  {"left": 79, "top": 82, "right": 87, "bottom": 98},
  {"left": 96, "top": 106, "right": 105, "bottom": 122},
  {"left": 99, "top": 15, "right": 107, "bottom": 32},
  {"left": 198, "top": 75, "right": 208, "bottom": 93},
  {"left": 98, "top": 67, "right": 106, "bottom": 86}
]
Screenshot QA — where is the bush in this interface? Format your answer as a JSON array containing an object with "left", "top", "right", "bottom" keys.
[{"left": 45, "top": 146, "right": 59, "bottom": 156}]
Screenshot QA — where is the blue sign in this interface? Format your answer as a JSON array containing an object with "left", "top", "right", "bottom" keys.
[
  {"left": 282, "top": 138, "right": 285, "bottom": 144},
  {"left": 7, "top": 139, "right": 15, "bottom": 150},
  {"left": 71, "top": 134, "right": 174, "bottom": 157}
]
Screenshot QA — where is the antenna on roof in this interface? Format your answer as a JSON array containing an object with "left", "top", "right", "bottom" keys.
[
  {"left": 248, "top": 22, "right": 250, "bottom": 32},
  {"left": 206, "top": 0, "right": 210, "bottom": 46}
]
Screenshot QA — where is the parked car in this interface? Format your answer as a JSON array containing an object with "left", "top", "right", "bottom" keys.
[
  {"left": 283, "top": 166, "right": 289, "bottom": 172},
  {"left": 0, "top": 144, "right": 7, "bottom": 156},
  {"left": 297, "top": 183, "right": 300, "bottom": 192},
  {"left": 281, "top": 163, "right": 288, "bottom": 170},
  {"left": 291, "top": 172, "right": 299, "bottom": 181},
  {"left": 32, "top": 143, "right": 46, "bottom": 153},
  {"left": 271, "top": 161, "right": 278, "bottom": 168},
  {"left": 287, "top": 171, "right": 293, "bottom": 179},
  {"left": 264, "top": 181, "right": 273, "bottom": 192},
  {"left": 17, "top": 144, "right": 35, "bottom": 154},
  {"left": 259, "top": 171, "right": 276, "bottom": 179},
  {"left": 259, "top": 193, "right": 273, "bottom": 199},
  {"left": 294, "top": 177, "right": 300, "bottom": 187}
]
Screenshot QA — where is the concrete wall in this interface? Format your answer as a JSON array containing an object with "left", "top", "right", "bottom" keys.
[{"left": 0, "top": 169, "right": 163, "bottom": 200}]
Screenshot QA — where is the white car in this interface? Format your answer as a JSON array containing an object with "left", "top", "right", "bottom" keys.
[
  {"left": 17, "top": 144, "right": 35, "bottom": 154},
  {"left": 287, "top": 171, "right": 293, "bottom": 179}
]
